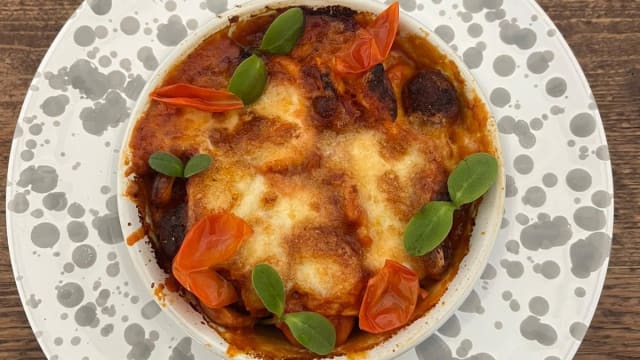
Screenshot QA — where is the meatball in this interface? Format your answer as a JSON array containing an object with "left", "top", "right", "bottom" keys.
[{"left": 403, "top": 70, "right": 460, "bottom": 125}]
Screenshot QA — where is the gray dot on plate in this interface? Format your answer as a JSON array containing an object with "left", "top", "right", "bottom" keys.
[
  {"left": 500, "top": 259, "right": 524, "bottom": 278},
  {"left": 522, "top": 186, "right": 546, "bottom": 208},
  {"left": 72, "top": 244, "right": 97, "bottom": 269},
  {"left": 539, "top": 260, "right": 561, "bottom": 279},
  {"left": 157, "top": 15, "right": 188, "bottom": 46},
  {"left": 67, "top": 221, "right": 89, "bottom": 243},
  {"left": 71, "top": 336, "right": 81, "bottom": 346},
  {"left": 106, "top": 262, "right": 120, "bottom": 277},
  {"left": 505, "top": 174, "right": 518, "bottom": 197},
  {"left": 41, "top": 95, "right": 70, "bottom": 117},
  {"left": 514, "top": 154, "right": 534, "bottom": 175},
  {"left": 570, "top": 232, "right": 611, "bottom": 278},
  {"left": 8, "top": 192, "right": 29, "bottom": 213},
  {"left": 527, "top": 51, "right": 554, "bottom": 74},
  {"left": 141, "top": 300, "right": 162, "bottom": 320},
  {"left": 591, "top": 190, "right": 612, "bottom": 208},
  {"left": 43, "top": 192, "right": 68, "bottom": 211},
  {"left": 74, "top": 302, "right": 98, "bottom": 327},
  {"left": 186, "top": 19, "right": 199, "bottom": 31},
  {"left": 570, "top": 321, "right": 588, "bottom": 340},
  {"left": 516, "top": 213, "right": 529, "bottom": 225},
  {"left": 506, "top": 239, "right": 520, "bottom": 255},
  {"left": 468, "top": 23, "right": 483, "bottom": 38},
  {"left": 74, "top": 26, "right": 96, "bottom": 47},
  {"left": 57, "top": 282, "right": 84, "bottom": 308},
  {"left": 120, "top": 16, "right": 140, "bottom": 35},
  {"left": 435, "top": 25, "right": 455, "bottom": 44},
  {"left": 95, "top": 25, "right": 108, "bottom": 39},
  {"left": 463, "top": 45, "right": 484, "bottom": 69},
  {"left": 521, "top": 216, "right": 572, "bottom": 251},
  {"left": 520, "top": 316, "right": 558, "bottom": 346},
  {"left": 542, "top": 173, "right": 558, "bottom": 188},
  {"left": 101, "top": 323, "right": 114, "bottom": 337},
  {"left": 529, "top": 296, "right": 550, "bottom": 316},
  {"left": 31, "top": 222, "right": 60, "bottom": 248},
  {"left": 546, "top": 77, "right": 567, "bottom": 97},
  {"left": 165, "top": 0, "right": 177, "bottom": 11},
  {"left": 493, "top": 55, "right": 516, "bottom": 77},
  {"left": 595, "top": 145, "right": 610, "bottom": 160},
  {"left": 566, "top": 168, "right": 592, "bottom": 192},
  {"left": 509, "top": 299, "right": 520, "bottom": 311},
  {"left": 570, "top": 113, "right": 597, "bottom": 138},
  {"left": 574, "top": 206, "right": 607, "bottom": 231},
  {"left": 490, "top": 87, "right": 511, "bottom": 108},
  {"left": 530, "top": 117, "right": 544, "bottom": 131}
]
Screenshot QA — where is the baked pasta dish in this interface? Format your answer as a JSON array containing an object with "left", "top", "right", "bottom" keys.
[{"left": 123, "top": 2, "right": 498, "bottom": 358}]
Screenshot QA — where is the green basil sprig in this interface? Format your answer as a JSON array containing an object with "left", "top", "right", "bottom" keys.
[
  {"left": 252, "top": 264, "right": 285, "bottom": 318},
  {"left": 228, "top": 54, "right": 268, "bottom": 105},
  {"left": 148, "top": 151, "right": 212, "bottom": 178},
  {"left": 251, "top": 264, "right": 336, "bottom": 355},
  {"left": 259, "top": 8, "right": 305, "bottom": 55},
  {"left": 404, "top": 153, "right": 498, "bottom": 256},
  {"left": 283, "top": 312, "right": 336, "bottom": 356},
  {"left": 227, "top": 8, "right": 305, "bottom": 105}
]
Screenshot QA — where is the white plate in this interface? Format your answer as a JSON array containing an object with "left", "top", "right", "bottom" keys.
[{"left": 5, "top": 1, "right": 613, "bottom": 359}]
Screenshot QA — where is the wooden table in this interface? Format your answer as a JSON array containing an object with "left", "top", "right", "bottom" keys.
[{"left": 0, "top": 1, "right": 637, "bottom": 359}]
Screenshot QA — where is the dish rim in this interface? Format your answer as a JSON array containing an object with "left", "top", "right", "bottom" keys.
[{"left": 116, "top": 1, "right": 506, "bottom": 358}]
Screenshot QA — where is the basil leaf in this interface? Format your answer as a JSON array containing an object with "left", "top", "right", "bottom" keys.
[
  {"left": 184, "top": 154, "right": 212, "bottom": 178},
  {"left": 404, "top": 201, "right": 456, "bottom": 256},
  {"left": 447, "top": 153, "right": 499, "bottom": 207},
  {"left": 228, "top": 54, "right": 268, "bottom": 105},
  {"left": 148, "top": 151, "right": 184, "bottom": 178},
  {"left": 260, "top": 8, "right": 305, "bottom": 55},
  {"left": 283, "top": 312, "right": 336, "bottom": 355},
  {"left": 251, "top": 264, "right": 285, "bottom": 318}
]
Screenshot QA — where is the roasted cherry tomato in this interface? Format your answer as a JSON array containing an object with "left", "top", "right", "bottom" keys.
[
  {"left": 335, "top": 2, "right": 400, "bottom": 74},
  {"left": 358, "top": 259, "right": 419, "bottom": 334},
  {"left": 172, "top": 213, "right": 253, "bottom": 308},
  {"left": 151, "top": 83, "right": 244, "bottom": 113}
]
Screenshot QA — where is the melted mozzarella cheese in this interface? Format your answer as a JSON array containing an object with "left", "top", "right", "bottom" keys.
[
  {"left": 322, "top": 130, "right": 435, "bottom": 277},
  {"left": 231, "top": 175, "right": 320, "bottom": 278}
]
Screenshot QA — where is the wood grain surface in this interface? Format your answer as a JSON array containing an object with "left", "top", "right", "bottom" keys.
[{"left": 0, "top": 1, "right": 637, "bottom": 359}]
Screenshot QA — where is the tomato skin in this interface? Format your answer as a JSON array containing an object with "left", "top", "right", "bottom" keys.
[
  {"left": 358, "top": 260, "right": 419, "bottom": 334},
  {"left": 172, "top": 213, "right": 253, "bottom": 309},
  {"left": 174, "top": 268, "right": 239, "bottom": 308},
  {"left": 335, "top": 2, "right": 400, "bottom": 74},
  {"left": 151, "top": 83, "right": 244, "bottom": 113}
]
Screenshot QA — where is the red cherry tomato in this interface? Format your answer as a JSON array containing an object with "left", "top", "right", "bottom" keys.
[
  {"left": 151, "top": 83, "right": 244, "bottom": 113},
  {"left": 358, "top": 260, "right": 419, "bottom": 334},
  {"left": 335, "top": 2, "right": 400, "bottom": 74},
  {"left": 172, "top": 213, "right": 253, "bottom": 308}
]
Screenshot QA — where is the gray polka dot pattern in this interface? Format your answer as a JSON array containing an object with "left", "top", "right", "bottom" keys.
[{"left": 5, "top": 0, "right": 612, "bottom": 359}]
